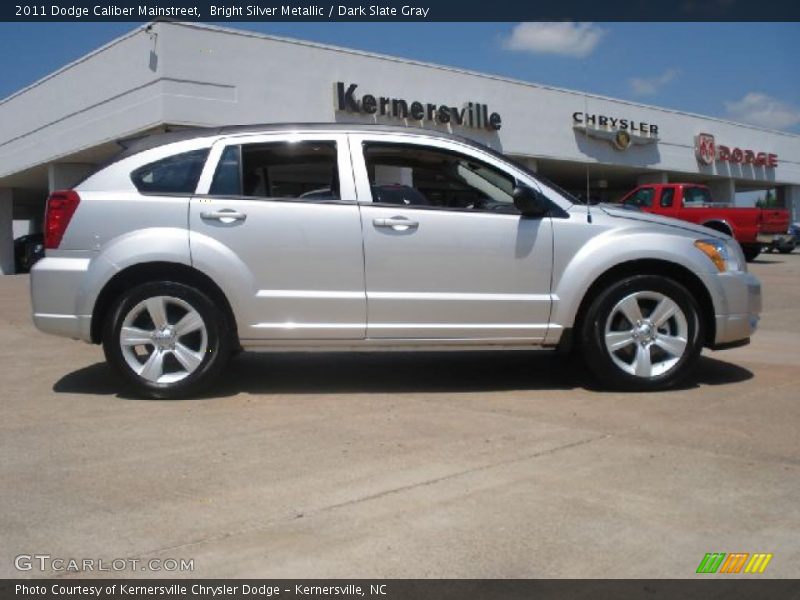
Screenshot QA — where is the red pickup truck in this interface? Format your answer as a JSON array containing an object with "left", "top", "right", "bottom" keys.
[{"left": 619, "top": 183, "right": 791, "bottom": 261}]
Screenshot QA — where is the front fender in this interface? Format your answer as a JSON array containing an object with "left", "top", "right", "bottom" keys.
[{"left": 549, "top": 226, "right": 720, "bottom": 334}]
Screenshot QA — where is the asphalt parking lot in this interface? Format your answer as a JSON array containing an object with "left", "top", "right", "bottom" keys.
[{"left": 1, "top": 255, "right": 799, "bottom": 579}]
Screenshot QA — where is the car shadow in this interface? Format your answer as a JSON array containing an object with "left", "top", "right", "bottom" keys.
[
  {"left": 52, "top": 352, "right": 753, "bottom": 400},
  {"left": 751, "top": 256, "right": 784, "bottom": 264}
]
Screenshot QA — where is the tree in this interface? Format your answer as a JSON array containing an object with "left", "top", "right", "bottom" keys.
[{"left": 755, "top": 190, "right": 778, "bottom": 208}]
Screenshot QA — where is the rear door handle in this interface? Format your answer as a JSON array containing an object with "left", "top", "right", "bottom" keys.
[
  {"left": 373, "top": 217, "right": 419, "bottom": 230},
  {"left": 200, "top": 209, "right": 247, "bottom": 223}
]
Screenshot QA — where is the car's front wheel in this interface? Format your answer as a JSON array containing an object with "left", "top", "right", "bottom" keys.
[
  {"left": 103, "top": 281, "right": 232, "bottom": 399},
  {"left": 741, "top": 244, "right": 761, "bottom": 262},
  {"left": 580, "top": 275, "right": 704, "bottom": 391}
]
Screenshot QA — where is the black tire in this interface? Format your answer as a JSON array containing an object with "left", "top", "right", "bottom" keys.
[
  {"left": 741, "top": 244, "right": 761, "bottom": 262},
  {"left": 580, "top": 275, "right": 704, "bottom": 391},
  {"left": 777, "top": 243, "right": 795, "bottom": 254},
  {"left": 102, "top": 281, "right": 232, "bottom": 399}
]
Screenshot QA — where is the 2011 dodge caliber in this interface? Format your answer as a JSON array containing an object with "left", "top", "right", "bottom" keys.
[{"left": 31, "top": 124, "right": 761, "bottom": 398}]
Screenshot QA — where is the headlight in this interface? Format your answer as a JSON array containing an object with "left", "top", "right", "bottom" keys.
[{"left": 694, "top": 238, "right": 744, "bottom": 272}]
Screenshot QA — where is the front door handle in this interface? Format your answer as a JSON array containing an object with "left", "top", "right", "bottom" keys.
[
  {"left": 373, "top": 217, "right": 419, "bottom": 231},
  {"left": 200, "top": 209, "right": 247, "bottom": 223}
]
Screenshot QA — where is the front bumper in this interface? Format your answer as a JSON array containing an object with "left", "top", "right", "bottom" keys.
[{"left": 710, "top": 270, "right": 761, "bottom": 348}]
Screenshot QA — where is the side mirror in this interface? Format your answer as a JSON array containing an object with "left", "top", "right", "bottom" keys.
[{"left": 513, "top": 185, "right": 549, "bottom": 217}]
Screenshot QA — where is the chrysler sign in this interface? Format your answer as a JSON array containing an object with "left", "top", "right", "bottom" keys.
[
  {"left": 335, "top": 82, "right": 502, "bottom": 131},
  {"left": 572, "top": 112, "right": 659, "bottom": 151}
]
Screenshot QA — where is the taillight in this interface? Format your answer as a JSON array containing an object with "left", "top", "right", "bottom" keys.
[{"left": 44, "top": 190, "right": 80, "bottom": 249}]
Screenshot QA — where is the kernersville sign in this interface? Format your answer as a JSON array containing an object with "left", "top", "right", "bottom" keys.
[{"left": 334, "top": 82, "right": 502, "bottom": 131}]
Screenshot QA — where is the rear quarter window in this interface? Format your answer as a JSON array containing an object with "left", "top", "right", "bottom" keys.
[
  {"left": 683, "top": 187, "right": 713, "bottom": 206},
  {"left": 130, "top": 149, "right": 209, "bottom": 194}
]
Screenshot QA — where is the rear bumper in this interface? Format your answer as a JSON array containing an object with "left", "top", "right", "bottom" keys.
[
  {"left": 32, "top": 313, "right": 92, "bottom": 340},
  {"left": 756, "top": 233, "right": 793, "bottom": 245},
  {"left": 30, "top": 256, "right": 93, "bottom": 342},
  {"left": 711, "top": 271, "right": 761, "bottom": 348}
]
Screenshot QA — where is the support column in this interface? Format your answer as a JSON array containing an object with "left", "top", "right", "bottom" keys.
[
  {"left": 48, "top": 163, "right": 95, "bottom": 192},
  {"left": 707, "top": 178, "right": 736, "bottom": 204},
  {"left": 0, "top": 189, "right": 14, "bottom": 275},
  {"left": 636, "top": 172, "right": 668, "bottom": 185},
  {"left": 777, "top": 185, "right": 800, "bottom": 223}
]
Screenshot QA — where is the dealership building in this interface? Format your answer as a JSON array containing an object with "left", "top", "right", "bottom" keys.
[{"left": 1, "top": 20, "right": 799, "bottom": 274}]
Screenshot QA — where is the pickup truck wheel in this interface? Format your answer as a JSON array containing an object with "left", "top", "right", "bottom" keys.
[
  {"left": 741, "top": 244, "right": 761, "bottom": 262},
  {"left": 580, "top": 275, "right": 703, "bottom": 391},
  {"left": 102, "top": 281, "right": 232, "bottom": 399}
]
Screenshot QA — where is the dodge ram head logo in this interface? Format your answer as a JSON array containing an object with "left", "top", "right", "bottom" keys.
[{"left": 696, "top": 133, "right": 716, "bottom": 165}]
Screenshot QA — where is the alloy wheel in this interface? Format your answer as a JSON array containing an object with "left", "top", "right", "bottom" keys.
[
  {"left": 603, "top": 290, "right": 689, "bottom": 378},
  {"left": 119, "top": 295, "right": 208, "bottom": 384}
]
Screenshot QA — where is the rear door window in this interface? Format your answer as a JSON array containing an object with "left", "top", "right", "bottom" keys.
[
  {"left": 209, "top": 141, "right": 340, "bottom": 200},
  {"left": 130, "top": 149, "right": 209, "bottom": 194}
]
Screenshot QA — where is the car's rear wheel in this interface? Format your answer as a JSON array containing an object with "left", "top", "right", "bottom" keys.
[
  {"left": 103, "top": 281, "right": 231, "bottom": 399},
  {"left": 580, "top": 275, "right": 703, "bottom": 391}
]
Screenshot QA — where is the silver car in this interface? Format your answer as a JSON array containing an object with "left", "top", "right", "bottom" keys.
[{"left": 31, "top": 124, "right": 761, "bottom": 398}]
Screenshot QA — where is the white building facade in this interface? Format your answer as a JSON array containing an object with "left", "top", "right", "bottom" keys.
[{"left": 1, "top": 20, "right": 799, "bottom": 273}]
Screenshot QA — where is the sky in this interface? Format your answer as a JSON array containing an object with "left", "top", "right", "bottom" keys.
[{"left": 0, "top": 21, "right": 798, "bottom": 133}]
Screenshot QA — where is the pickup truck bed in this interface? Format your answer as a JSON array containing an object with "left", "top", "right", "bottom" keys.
[{"left": 619, "top": 183, "right": 791, "bottom": 261}]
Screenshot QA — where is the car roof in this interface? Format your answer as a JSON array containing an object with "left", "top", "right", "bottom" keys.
[{"left": 115, "top": 122, "right": 491, "bottom": 160}]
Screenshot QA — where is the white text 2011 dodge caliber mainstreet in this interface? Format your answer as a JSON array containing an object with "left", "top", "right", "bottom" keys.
[{"left": 31, "top": 124, "right": 761, "bottom": 398}]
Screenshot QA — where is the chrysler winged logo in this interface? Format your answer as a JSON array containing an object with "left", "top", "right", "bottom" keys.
[
  {"left": 614, "top": 130, "right": 632, "bottom": 151},
  {"left": 696, "top": 133, "right": 716, "bottom": 165}
]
